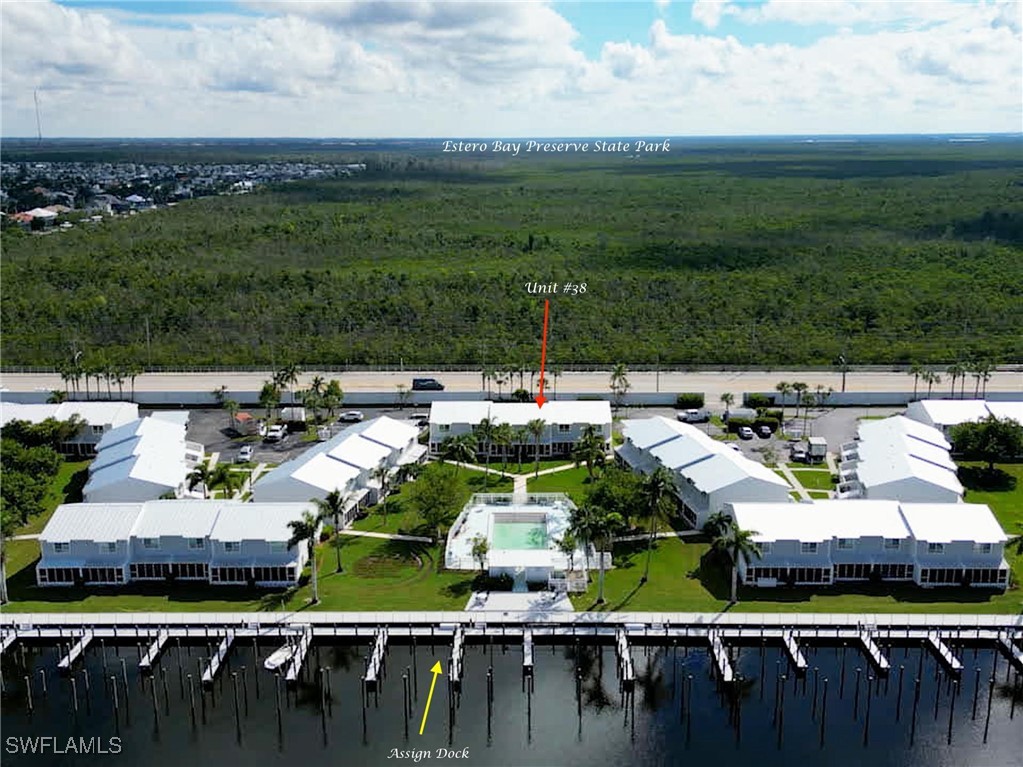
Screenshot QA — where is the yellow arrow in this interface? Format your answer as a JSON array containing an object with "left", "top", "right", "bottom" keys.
[{"left": 418, "top": 661, "right": 444, "bottom": 735}]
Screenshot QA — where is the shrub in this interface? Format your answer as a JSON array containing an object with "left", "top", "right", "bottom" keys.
[
  {"left": 753, "top": 417, "right": 779, "bottom": 431},
  {"left": 675, "top": 393, "right": 705, "bottom": 409},
  {"left": 762, "top": 409, "right": 783, "bottom": 422},
  {"left": 510, "top": 388, "right": 531, "bottom": 402},
  {"left": 727, "top": 417, "right": 754, "bottom": 433},
  {"left": 745, "top": 393, "right": 773, "bottom": 409},
  {"left": 472, "top": 573, "right": 514, "bottom": 591}
]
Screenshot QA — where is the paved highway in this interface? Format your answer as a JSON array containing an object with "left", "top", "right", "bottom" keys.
[{"left": 3, "top": 369, "right": 1020, "bottom": 400}]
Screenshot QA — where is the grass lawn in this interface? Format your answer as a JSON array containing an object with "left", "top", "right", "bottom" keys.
[
  {"left": 15, "top": 459, "right": 91, "bottom": 536},
  {"left": 789, "top": 491, "right": 802, "bottom": 500},
  {"left": 526, "top": 466, "right": 595, "bottom": 504},
  {"left": 791, "top": 469, "right": 836, "bottom": 491},
  {"left": 807, "top": 490, "right": 832, "bottom": 499}
]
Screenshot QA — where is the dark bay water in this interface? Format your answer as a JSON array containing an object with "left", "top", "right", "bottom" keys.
[{"left": 1, "top": 637, "right": 1021, "bottom": 767}]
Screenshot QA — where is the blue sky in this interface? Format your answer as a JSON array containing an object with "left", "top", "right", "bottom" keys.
[{"left": 3, "top": 1, "right": 1020, "bottom": 137}]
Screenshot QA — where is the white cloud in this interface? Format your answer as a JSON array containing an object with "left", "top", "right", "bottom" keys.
[
  {"left": 691, "top": 0, "right": 733, "bottom": 30},
  {"left": 0, "top": 0, "right": 1019, "bottom": 137}
]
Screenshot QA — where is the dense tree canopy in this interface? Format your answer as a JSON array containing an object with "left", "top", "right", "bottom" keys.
[{"left": 3, "top": 143, "right": 1021, "bottom": 368}]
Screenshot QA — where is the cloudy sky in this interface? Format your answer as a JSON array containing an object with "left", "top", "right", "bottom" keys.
[{"left": 2, "top": 0, "right": 1020, "bottom": 137}]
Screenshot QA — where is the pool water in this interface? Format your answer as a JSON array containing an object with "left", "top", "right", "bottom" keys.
[{"left": 492, "top": 521, "right": 548, "bottom": 550}]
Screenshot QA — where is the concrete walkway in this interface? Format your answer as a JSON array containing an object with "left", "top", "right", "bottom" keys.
[
  {"left": 614, "top": 530, "right": 703, "bottom": 543},
  {"left": 776, "top": 464, "right": 811, "bottom": 500},
  {"left": 338, "top": 529, "right": 433, "bottom": 543},
  {"left": 9, "top": 534, "right": 40, "bottom": 541}
]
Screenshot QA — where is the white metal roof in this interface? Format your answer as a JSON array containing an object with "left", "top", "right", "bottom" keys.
[
  {"left": 985, "top": 401, "right": 1023, "bottom": 423},
  {"left": 621, "top": 417, "right": 691, "bottom": 450},
  {"left": 289, "top": 453, "right": 361, "bottom": 492},
  {"left": 209, "top": 502, "right": 315, "bottom": 542},
  {"left": 898, "top": 503, "right": 1008, "bottom": 544},
  {"left": 84, "top": 417, "right": 192, "bottom": 500},
  {"left": 430, "top": 400, "right": 611, "bottom": 427},
  {"left": 150, "top": 411, "right": 190, "bottom": 427},
  {"left": 908, "top": 399, "right": 990, "bottom": 428},
  {"left": 856, "top": 415, "right": 950, "bottom": 450},
  {"left": 40, "top": 503, "right": 145, "bottom": 543},
  {"left": 855, "top": 452, "right": 963, "bottom": 496},
  {"left": 132, "top": 500, "right": 224, "bottom": 539},
  {"left": 0, "top": 401, "right": 138, "bottom": 428},
  {"left": 326, "top": 434, "right": 392, "bottom": 470},
  {"left": 353, "top": 417, "right": 419, "bottom": 450},
  {"left": 731, "top": 500, "right": 911, "bottom": 543}
]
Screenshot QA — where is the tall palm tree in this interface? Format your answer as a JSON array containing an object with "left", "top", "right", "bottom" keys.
[
  {"left": 474, "top": 417, "right": 498, "bottom": 489},
  {"left": 710, "top": 518, "right": 762, "bottom": 604},
  {"left": 946, "top": 363, "right": 964, "bottom": 399},
  {"left": 610, "top": 363, "right": 630, "bottom": 412},
  {"left": 493, "top": 422, "right": 515, "bottom": 476},
  {"left": 639, "top": 467, "right": 676, "bottom": 583},
  {"left": 551, "top": 366, "right": 563, "bottom": 400},
  {"left": 313, "top": 490, "right": 351, "bottom": 573},
  {"left": 513, "top": 427, "right": 529, "bottom": 472},
  {"left": 322, "top": 379, "right": 344, "bottom": 419},
  {"left": 259, "top": 380, "right": 281, "bottom": 420},
  {"left": 188, "top": 459, "right": 212, "bottom": 499},
  {"left": 719, "top": 392, "right": 734, "bottom": 417},
  {"left": 126, "top": 363, "right": 143, "bottom": 402},
  {"left": 702, "top": 510, "right": 731, "bottom": 539},
  {"left": 923, "top": 369, "right": 941, "bottom": 398},
  {"left": 588, "top": 504, "right": 626, "bottom": 604},
  {"left": 908, "top": 363, "right": 924, "bottom": 400},
  {"left": 790, "top": 382, "right": 808, "bottom": 425},
  {"left": 526, "top": 418, "right": 546, "bottom": 477},
  {"left": 482, "top": 366, "right": 496, "bottom": 398},
  {"left": 774, "top": 382, "right": 792, "bottom": 427},
  {"left": 979, "top": 362, "right": 993, "bottom": 397},
  {"left": 223, "top": 398, "right": 240, "bottom": 431},
  {"left": 276, "top": 363, "right": 301, "bottom": 405},
  {"left": 568, "top": 504, "right": 597, "bottom": 583},
  {"left": 371, "top": 465, "right": 391, "bottom": 506},
  {"left": 572, "top": 425, "right": 607, "bottom": 480},
  {"left": 288, "top": 508, "right": 324, "bottom": 605},
  {"left": 439, "top": 434, "right": 475, "bottom": 475}
]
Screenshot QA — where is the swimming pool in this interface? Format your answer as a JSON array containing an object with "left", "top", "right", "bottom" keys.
[{"left": 491, "top": 520, "right": 549, "bottom": 550}]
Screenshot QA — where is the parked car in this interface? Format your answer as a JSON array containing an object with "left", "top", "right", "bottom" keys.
[
  {"left": 339, "top": 410, "right": 365, "bottom": 423},
  {"left": 737, "top": 426, "right": 755, "bottom": 440},
  {"left": 410, "top": 413, "right": 429, "bottom": 426},
  {"left": 236, "top": 444, "right": 254, "bottom": 463},
  {"left": 411, "top": 377, "right": 444, "bottom": 391},
  {"left": 264, "top": 424, "right": 288, "bottom": 443},
  {"left": 790, "top": 447, "right": 809, "bottom": 463},
  {"left": 757, "top": 425, "right": 773, "bottom": 438},
  {"left": 676, "top": 408, "right": 710, "bottom": 423}
]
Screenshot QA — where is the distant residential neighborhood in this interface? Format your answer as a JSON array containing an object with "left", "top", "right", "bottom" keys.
[{"left": 0, "top": 159, "right": 366, "bottom": 230}]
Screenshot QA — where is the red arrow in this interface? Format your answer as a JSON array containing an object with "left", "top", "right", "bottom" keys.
[{"left": 535, "top": 300, "right": 549, "bottom": 409}]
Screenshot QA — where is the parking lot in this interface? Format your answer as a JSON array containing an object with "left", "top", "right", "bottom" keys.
[{"left": 146, "top": 403, "right": 907, "bottom": 469}]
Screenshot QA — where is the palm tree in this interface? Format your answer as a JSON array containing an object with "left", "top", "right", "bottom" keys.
[
  {"left": 526, "top": 418, "right": 546, "bottom": 477},
  {"left": 556, "top": 532, "right": 578, "bottom": 571},
  {"left": 439, "top": 434, "right": 475, "bottom": 475},
  {"left": 800, "top": 390, "right": 815, "bottom": 437},
  {"left": 551, "top": 365, "right": 563, "bottom": 400},
  {"left": 590, "top": 504, "right": 626, "bottom": 604},
  {"left": 223, "top": 398, "right": 239, "bottom": 431},
  {"left": 211, "top": 385, "right": 228, "bottom": 406},
  {"left": 126, "top": 363, "right": 143, "bottom": 402},
  {"left": 371, "top": 465, "right": 391, "bottom": 507},
  {"left": 513, "top": 427, "right": 529, "bottom": 472},
  {"left": 568, "top": 504, "right": 599, "bottom": 583},
  {"left": 310, "top": 376, "right": 326, "bottom": 397},
  {"left": 774, "top": 382, "right": 792, "bottom": 427},
  {"left": 313, "top": 490, "right": 351, "bottom": 572},
  {"left": 702, "top": 510, "right": 731, "bottom": 539},
  {"left": 908, "top": 362, "right": 924, "bottom": 400},
  {"left": 572, "top": 425, "right": 607, "bottom": 480},
  {"left": 922, "top": 369, "right": 941, "bottom": 398},
  {"left": 288, "top": 508, "right": 324, "bottom": 605},
  {"left": 790, "top": 382, "right": 809, "bottom": 425},
  {"left": 188, "top": 459, "right": 212, "bottom": 499},
  {"left": 322, "top": 379, "right": 344, "bottom": 419},
  {"left": 946, "top": 362, "right": 964, "bottom": 399},
  {"left": 493, "top": 422, "right": 515, "bottom": 476},
  {"left": 979, "top": 361, "right": 993, "bottom": 397},
  {"left": 474, "top": 417, "right": 498, "bottom": 489},
  {"left": 639, "top": 467, "right": 676, "bottom": 583},
  {"left": 610, "top": 363, "right": 630, "bottom": 411},
  {"left": 719, "top": 392, "right": 735, "bottom": 417},
  {"left": 208, "top": 463, "right": 242, "bottom": 500},
  {"left": 482, "top": 367, "right": 496, "bottom": 398},
  {"left": 259, "top": 380, "right": 281, "bottom": 420},
  {"left": 276, "top": 363, "right": 301, "bottom": 405},
  {"left": 710, "top": 518, "right": 762, "bottom": 604},
  {"left": 470, "top": 534, "right": 490, "bottom": 573}
]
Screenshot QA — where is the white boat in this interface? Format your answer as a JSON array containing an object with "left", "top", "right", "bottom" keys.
[{"left": 263, "top": 644, "right": 297, "bottom": 672}]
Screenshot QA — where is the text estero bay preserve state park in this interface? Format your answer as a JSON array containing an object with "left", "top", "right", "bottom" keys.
[{"left": 442, "top": 139, "right": 671, "bottom": 155}]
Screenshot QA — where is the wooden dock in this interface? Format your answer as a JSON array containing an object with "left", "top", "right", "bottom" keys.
[
  {"left": 707, "top": 630, "right": 735, "bottom": 683},
  {"left": 138, "top": 630, "right": 169, "bottom": 674},
  {"left": 365, "top": 627, "right": 389, "bottom": 688},
  {"left": 201, "top": 631, "right": 235, "bottom": 687},
  {"left": 522, "top": 628, "right": 534, "bottom": 675},
  {"left": 926, "top": 631, "right": 963, "bottom": 675},
  {"left": 0, "top": 632, "right": 17, "bottom": 655},
  {"left": 781, "top": 630, "right": 808, "bottom": 672},
  {"left": 857, "top": 630, "right": 890, "bottom": 674},
  {"left": 57, "top": 631, "right": 93, "bottom": 673},
  {"left": 450, "top": 625, "right": 465, "bottom": 689},
  {"left": 284, "top": 625, "right": 312, "bottom": 684},
  {"left": 996, "top": 631, "right": 1023, "bottom": 673}
]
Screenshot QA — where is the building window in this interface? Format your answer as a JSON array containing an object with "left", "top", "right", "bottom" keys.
[
  {"left": 884, "top": 538, "right": 901, "bottom": 550},
  {"left": 91, "top": 424, "right": 104, "bottom": 434},
  {"left": 142, "top": 538, "right": 159, "bottom": 549},
  {"left": 558, "top": 424, "right": 571, "bottom": 433},
  {"left": 973, "top": 542, "right": 992, "bottom": 555},
  {"left": 188, "top": 538, "right": 205, "bottom": 550},
  {"left": 759, "top": 542, "right": 773, "bottom": 555},
  {"left": 927, "top": 542, "right": 945, "bottom": 554},
  {"left": 269, "top": 541, "right": 286, "bottom": 553},
  {"left": 54, "top": 542, "right": 70, "bottom": 553},
  {"left": 837, "top": 538, "right": 854, "bottom": 550},
  {"left": 99, "top": 542, "right": 117, "bottom": 553},
  {"left": 439, "top": 424, "right": 450, "bottom": 433},
  {"left": 224, "top": 541, "right": 241, "bottom": 553},
  {"left": 800, "top": 542, "right": 818, "bottom": 554}
]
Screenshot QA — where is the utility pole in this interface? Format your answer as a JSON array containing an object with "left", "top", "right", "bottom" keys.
[{"left": 839, "top": 355, "right": 847, "bottom": 393}]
